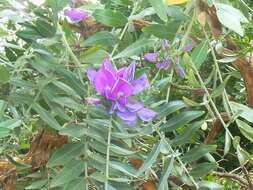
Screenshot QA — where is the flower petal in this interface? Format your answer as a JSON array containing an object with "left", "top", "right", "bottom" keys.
[
  {"left": 183, "top": 44, "right": 193, "bottom": 52},
  {"left": 117, "top": 67, "right": 127, "bottom": 78},
  {"left": 102, "top": 58, "right": 116, "bottom": 75},
  {"left": 132, "top": 74, "right": 149, "bottom": 95},
  {"left": 144, "top": 53, "right": 159, "bottom": 63},
  {"left": 117, "top": 111, "right": 137, "bottom": 123},
  {"left": 175, "top": 65, "right": 186, "bottom": 78},
  {"left": 114, "top": 101, "right": 127, "bottom": 112},
  {"left": 94, "top": 67, "right": 116, "bottom": 96},
  {"left": 64, "top": 8, "right": 89, "bottom": 22},
  {"left": 126, "top": 100, "right": 144, "bottom": 112},
  {"left": 110, "top": 78, "right": 133, "bottom": 101},
  {"left": 137, "top": 108, "right": 157, "bottom": 122},
  {"left": 87, "top": 69, "right": 96, "bottom": 84},
  {"left": 125, "top": 62, "right": 135, "bottom": 82}
]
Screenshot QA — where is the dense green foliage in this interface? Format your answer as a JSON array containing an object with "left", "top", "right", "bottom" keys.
[{"left": 0, "top": 0, "right": 252, "bottom": 189}]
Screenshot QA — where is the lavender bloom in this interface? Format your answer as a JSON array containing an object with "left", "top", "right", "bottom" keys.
[
  {"left": 155, "top": 54, "right": 171, "bottom": 70},
  {"left": 64, "top": 8, "right": 89, "bottom": 22},
  {"left": 87, "top": 58, "right": 157, "bottom": 125},
  {"left": 175, "top": 57, "right": 186, "bottom": 78},
  {"left": 144, "top": 53, "right": 171, "bottom": 70},
  {"left": 144, "top": 53, "right": 158, "bottom": 63},
  {"left": 183, "top": 44, "right": 193, "bottom": 52}
]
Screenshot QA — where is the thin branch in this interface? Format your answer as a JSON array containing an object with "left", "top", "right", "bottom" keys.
[
  {"left": 168, "top": 176, "right": 196, "bottom": 190},
  {"left": 212, "top": 171, "right": 249, "bottom": 188}
]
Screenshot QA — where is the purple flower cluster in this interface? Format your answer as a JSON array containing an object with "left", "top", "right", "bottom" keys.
[
  {"left": 87, "top": 58, "right": 157, "bottom": 125},
  {"left": 64, "top": 8, "right": 89, "bottom": 23},
  {"left": 144, "top": 40, "right": 193, "bottom": 78}
]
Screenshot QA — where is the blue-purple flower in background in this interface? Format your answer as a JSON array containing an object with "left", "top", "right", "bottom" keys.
[
  {"left": 87, "top": 58, "right": 157, "bottom": 125},
  {"left": 144, "top": 40, "right": 193, "bottom": 78},
  {"left": 64, "top": 8, "right": 89, "bottom": 22}
]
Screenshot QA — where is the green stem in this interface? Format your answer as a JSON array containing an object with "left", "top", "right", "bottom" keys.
[
  {"left": 110, "top": 1, "right": 139, "bottom": 59},
  {"left": 105, "top": 119, "right": 112, "bottom": 190},
  {"left": 190, "top": 61, "right": 234, "bottom": 140},
  {"left": 239, "top": 0, "right": 253, "bottom": 13},
  {"left": 153, "top": 125, "right": 199, "bottom": 189},
  {"left": 59, "top": 24, "right": 82, "bottom": 68},
  {"left": 58, "top": 24, "right": 84, "bottom": 84},
  {"left": 203, "top": 28, "right": 234, "bottom": 117}
]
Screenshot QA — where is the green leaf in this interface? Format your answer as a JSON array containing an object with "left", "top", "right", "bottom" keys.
[
  {"left": 182, "top": 145, "right": 217, "bottom": 163},
  {"left": 63, "top": 178, "right": 85, "bottom": 190},
  {"left": 35, "top": 19, "right": 56, "bottom": 38},
  {"left": 136, "top": 142, "right": 161, "bottom": 176},
  {"left": 230, "top": 102, "right": 253, "bottom": 123},
  {"left": 32, "top": 104, "right": 62, "bottom": 130},
  {"left": 16, "top": 27, "right": 41, "bottom": 41},
  {"left": 50, "top": 161, "right": 85, "bottom": 188},
  {"left": 0, "top": 127, "right": 11, "bottom": 138},
  {"left": 47, "top": 0, "right": 70, "bottom": 13},
  {"left": 59, "top": 124, "right": 86, "bottom": 138},
  {"left": 52, "top": 97, "right": 85, "bottom": 112},
  {"left": 236, "top": 119, "right": 253, "bottom": 142},
  {"left": 48, "top": 143, "right": 84, "bottom": 167},
  {"left": 110, "top": 161, "right": 137, "bottom": 177},
  {"left": 171, "top": 121, "right": 202, "bottom": 146},
  {"left": 160, "top": 111, "right": 204, "bottom": 132},
  {"left": 148, "top": 0, "right": 167, "bottom": 22},
  {"left": 190, "top": 162, "right": 217, "bottom": 178},
  {"left": 113, "top": 38, "right": 155, "bottom": 59},
  {"left": 211, "top": 76, "right": 230, "bottom": 98},
  {"left": 0, "top": 65, "right": 10, "bottom": 83},
  {"left": 156, "top": 100, "right": 187, "bottom": 119},
  {"left": 81, "top": 31, "right": 116, "bottom": 47},
  {"left": 157, "top": 156, "right": 174, "bottom": 190},
  {"left": 60, "top": 123, "right": 105, "bottom": 143},
  {"left": 0, "top": 119, "right": 22, "bottom": 129},
  {"left": 81, "top": 48, "right": 108, "bottom": 65},
  {"left": 142, "top": 23, "right": 178, "bottom": 40},
  {"left": 25, "top": 179, "right": 47, "bottom": 189},
  {"left": 53, "top": 81, "right": 81, "bottom": 99},
  {"left": 93, "top": 9, "right": 128, "bottom": 27},
  {"left": 215, "top": 3, "right": 248, "bottom": 36},
  {"left": 224, "top": 131, "right": 231, "bottom": 156},
  {"left": 110, "top": 144, "right": 136, "bottom": 156},
  {"left": 191, "top": 41, "right": 209, "bottom": 69}
]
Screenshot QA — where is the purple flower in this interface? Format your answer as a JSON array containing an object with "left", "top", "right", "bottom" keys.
[
  {"left": 183, "top": 44, "right": 193, "bottom": 52},
  {"left": 155, "top": 54, "right": 171, "bottom": 70},
  {"left": 64, "top": 8, "right": 89, "bottom": 22},
  {"left": 144, "top": 53, "right": 159, "bottom": 63},
  {"left": 175, "top": 57, "right": 186, "bottom": 78},
  {"left": 87, "top": 58, "right": 157, "bottom": 125},
  {"left": 145, "top": 53, "right": 171, "bottom": 70}
]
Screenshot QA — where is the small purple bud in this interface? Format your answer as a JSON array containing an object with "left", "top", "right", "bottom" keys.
[
  {"left": 144, "top": 53, "right": 159, "bottom": 63},
  {"left": 175, "top": 56, "right": 180, "bottom": 65},
  {"left": 155, "top": 62, "right": 163, "bottom": 69},
  {"left": 86, "top": 97, "right": 101, "bottom": 105},
  {"left": 174, "top": 56, "right": 185, "bottom": 77},
  {"left": 183, "top": 44, "right": 193, "bottom": 52},
  {"left": 64, "top": 8, "right": 89, "bottom": 22},
  {"left": 175, "top": 65, "right": 186, "bottom": 78}
]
